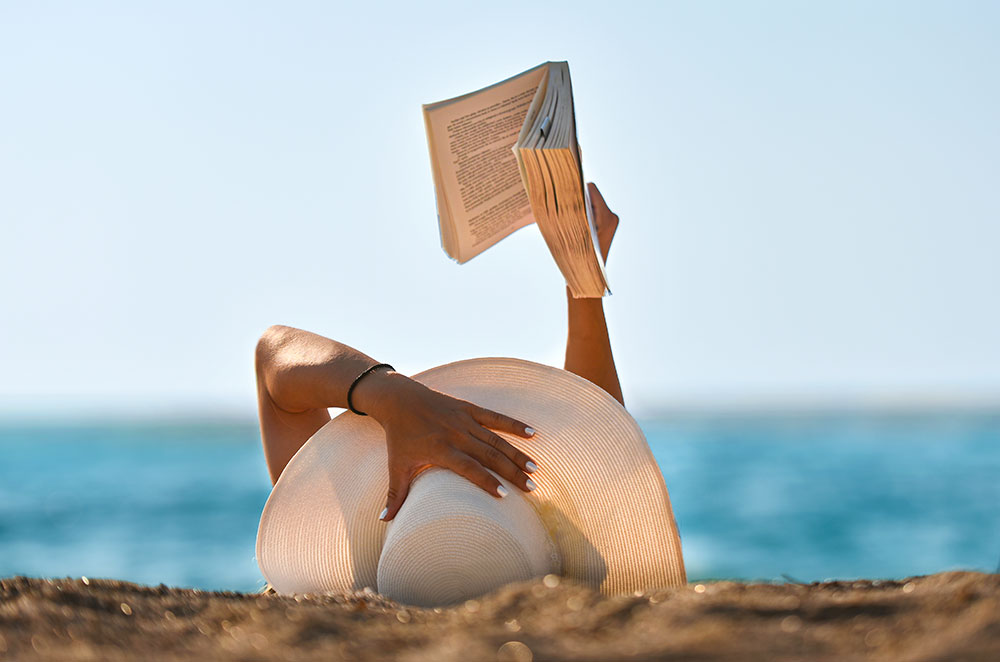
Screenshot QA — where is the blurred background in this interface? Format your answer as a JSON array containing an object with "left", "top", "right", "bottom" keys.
[{"left": 1, "top": 1, "right": 998, "bottom": 591}]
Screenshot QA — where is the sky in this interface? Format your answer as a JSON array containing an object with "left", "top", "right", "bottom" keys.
[{"left": 1, "top": 1, "right": 998, "bottom": 418}]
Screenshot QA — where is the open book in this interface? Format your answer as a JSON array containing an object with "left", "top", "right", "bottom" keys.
[{"left": 423, "top": 62, "right": 609, "bottom": 298}]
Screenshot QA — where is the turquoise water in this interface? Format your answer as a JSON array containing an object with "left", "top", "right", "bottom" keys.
[{"left": 0, "top": 413, "right": 997, "bottom": 592}]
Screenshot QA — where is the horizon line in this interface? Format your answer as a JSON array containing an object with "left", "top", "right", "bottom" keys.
[{"left": 1, "top": 393, "right": 999, "bottom": 426}]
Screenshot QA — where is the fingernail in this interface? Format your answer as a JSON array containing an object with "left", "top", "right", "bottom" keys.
[
  {"left": 525, "top": 427, "right": 535, "bottom": 437},
  {"left": 496, "top": 485, "right": 509, "bottom": 498},
  {"left": 379, "top": 508, "right": 388, "bottom": 521},
  {"left": 525, "top": 478, "right": 537, "bottom": 492},
  {"left": 525, "top": 461, "right": 538, "bottom": 474}
]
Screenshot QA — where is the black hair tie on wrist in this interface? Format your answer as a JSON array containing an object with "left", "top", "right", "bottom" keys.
[{"left": 347, "top": 363, "right": 395, "bottom": 416}]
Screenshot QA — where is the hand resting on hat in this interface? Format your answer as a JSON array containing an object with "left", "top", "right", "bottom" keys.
[
  {"left": 353, "top": 368, "right": 538, "bottom": 520},
  {"left": 255, "top": 182, "right": 624, "bottom": 519},
  {"left": 255, "top": 326, "right": 537, "bottom": 520}
]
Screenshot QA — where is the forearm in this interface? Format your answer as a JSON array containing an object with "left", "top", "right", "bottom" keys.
[
  {"left": 256, "top": 325, "right": 383, "bottom": 413},
  {"left": 564, "top": 288, "right": 624, "bottom": 405},
  {"left": 256, "top": 325, "right": 415, "bottom": 483}
]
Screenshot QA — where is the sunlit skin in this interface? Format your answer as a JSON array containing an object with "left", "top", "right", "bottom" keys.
[{"left": 255, "top": 183, "right": 622, "bottom": 520}]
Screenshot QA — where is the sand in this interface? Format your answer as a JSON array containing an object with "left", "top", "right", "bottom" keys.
[{"left": 1, "top": 571, "right": 997, "bottom": 661}]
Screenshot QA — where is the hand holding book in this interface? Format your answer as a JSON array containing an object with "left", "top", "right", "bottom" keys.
[
  {"left": 588, "top": 183, "right": 619, "bottom": 265},
  {"left": 423, "top": 62, "right": 610, "bottom": 298},
  {"left": 563, "top": 181, "right": 624, "bottom": 404}
]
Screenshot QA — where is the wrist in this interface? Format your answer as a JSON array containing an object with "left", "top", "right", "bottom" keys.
[
  {"left": 567, "top": 286, "right": 605, "bottom": 311},
  {"left": 350, "top": 368, "right": 411, "bottom": 421}
]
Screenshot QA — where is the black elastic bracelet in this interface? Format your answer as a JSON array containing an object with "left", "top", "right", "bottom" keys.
[{"left": 346, "top": 363, "right": 395, "bottom": 416}]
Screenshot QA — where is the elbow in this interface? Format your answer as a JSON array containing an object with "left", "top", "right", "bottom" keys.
[
  {"left": 256, "top": 325, "right": 309, "bottom": 414},
  {"left": 255, "top": 325, "right": 293, "bottom": 377}
]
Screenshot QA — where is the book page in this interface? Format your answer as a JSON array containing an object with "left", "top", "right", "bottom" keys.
[
  {"left": 423, "top": 64, "right": 548, "bottom": 262},
  {"left": 515, "top": 62, "right": 609, "bottom": 297}
]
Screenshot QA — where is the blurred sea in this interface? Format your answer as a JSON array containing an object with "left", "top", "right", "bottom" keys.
[{"left": 1, "top": 412, "right": 998, "bottom": 592}]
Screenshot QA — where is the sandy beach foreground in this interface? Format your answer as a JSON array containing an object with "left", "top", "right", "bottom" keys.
[{"left": 1, "top": 572, "right": 997, "bottom": 661}]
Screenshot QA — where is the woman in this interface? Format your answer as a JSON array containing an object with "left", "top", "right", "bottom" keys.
[{"left": 255, "top": 183, "right": 622, "bottom": 521}]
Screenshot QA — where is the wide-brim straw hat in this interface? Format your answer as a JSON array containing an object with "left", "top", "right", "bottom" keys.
[{"left": 256, "top": 357, "right": 686, "bottom": 606}]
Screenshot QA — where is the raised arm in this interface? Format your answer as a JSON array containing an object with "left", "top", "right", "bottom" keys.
[
  {"left": 564, "top": 183, "right": 624, "bottom": 406},
  {"left": 255, "top": 325, "right": 537, "bottom": 519}
]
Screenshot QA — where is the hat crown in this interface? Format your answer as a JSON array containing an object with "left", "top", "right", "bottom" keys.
[{"left": 377, "top": 468, "right": 558, "bottom": 607}]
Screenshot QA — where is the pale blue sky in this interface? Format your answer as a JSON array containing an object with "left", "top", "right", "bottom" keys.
[{"left": 1, "top": 1, "right": 998, "bottom": 417}]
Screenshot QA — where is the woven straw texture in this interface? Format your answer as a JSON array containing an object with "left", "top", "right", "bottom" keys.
[
  {"left": 256, "top": 358, "right": 686, "bottom": 603},
  {"left": 377, "top": 468, "right": 558, "bottom": 606}
]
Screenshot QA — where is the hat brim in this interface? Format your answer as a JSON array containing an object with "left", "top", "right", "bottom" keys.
[{"left": 256, "top": 357, "right": 686, "bottom": 596}]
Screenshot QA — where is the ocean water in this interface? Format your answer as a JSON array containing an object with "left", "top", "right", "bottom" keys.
[{"left": 0, "top": 413, "right": 997, "bottom": 592}]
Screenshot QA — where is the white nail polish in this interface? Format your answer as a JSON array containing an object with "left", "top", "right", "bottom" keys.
[
  {"left": 379, "top": 508, "right": 388, "bottom": 521},
  {"left": 525, "top": 461, "right": 538, "bottom": 474},
  {"left": 524, "top": 427, "right": 536, "bottom": 437},
  {"left": 496, "top": 485, "right": 509, "bottom": 498},
  {"left": 525, "top": 478, "right": 537, "bottom": 492}
]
